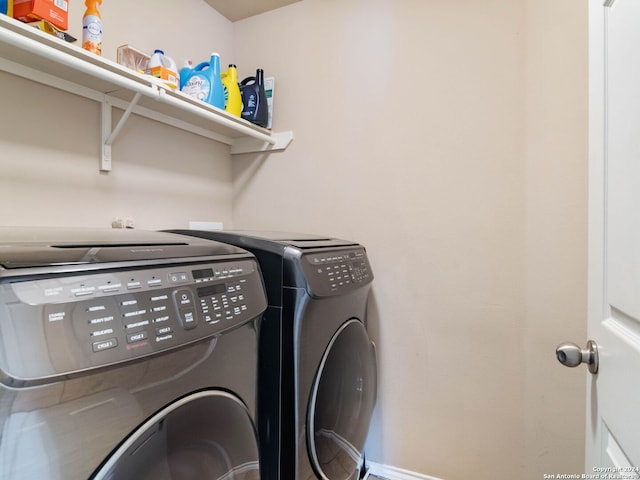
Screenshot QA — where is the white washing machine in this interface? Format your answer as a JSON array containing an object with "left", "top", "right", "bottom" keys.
[{"left": 0, "top": 228, "right": 267, "bottom": 480}]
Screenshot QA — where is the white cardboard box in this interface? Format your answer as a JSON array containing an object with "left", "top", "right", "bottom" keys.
[{"left": 264, "top": 76, "right": 274, "bottom": 129}]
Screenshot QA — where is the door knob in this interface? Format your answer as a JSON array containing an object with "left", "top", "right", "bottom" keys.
[{"left": 555, "top": 340, "right": 599, "bottom": 374}]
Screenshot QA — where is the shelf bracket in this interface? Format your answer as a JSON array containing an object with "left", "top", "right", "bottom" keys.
[
  {"left": 230, "top": 131, "right": 294, "bottom": 155},
  {"left": 100, "top": 92, "right": 142, "bottom": 172}
]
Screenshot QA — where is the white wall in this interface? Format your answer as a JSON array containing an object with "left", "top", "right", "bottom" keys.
[
  {"left": 231, "top": 1, "right": 587, "bottom": 479},
  {"left": 0, "top": 0, "right": 236, "bottom": 230}
]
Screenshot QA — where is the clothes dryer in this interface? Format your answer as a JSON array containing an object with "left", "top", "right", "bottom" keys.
[
  {"left": 169, "top": 230, "right": 377, "bottom": 480},
  {"left": 0, "top": 228, "right": 267, "bottom": 480}
]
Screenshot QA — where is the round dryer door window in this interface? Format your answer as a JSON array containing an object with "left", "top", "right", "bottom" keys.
[
  {"left": 91, "top": 389, "right": 259, "bottom": 480},
  {"left": 307, "top": 319, "right": 377, "bottom": 480}
]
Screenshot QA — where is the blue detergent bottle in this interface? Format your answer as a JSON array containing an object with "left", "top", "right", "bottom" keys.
[
  {"left": 179, "top": 60, "right": 193, "bottom": 90},
  {"left": 180, "top": 53, "right": 225, "bottom": 109}
]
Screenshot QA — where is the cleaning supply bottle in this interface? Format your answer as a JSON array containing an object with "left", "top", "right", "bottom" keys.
[
  {"left": 0, "top": 0, "right": 13, "bottom": 17},
  {"left": 240, "top": 68, "right": 269, "bottom": 127},
  {"left": 221, "top": 64, "right": 242, "bottom": 117},
  {"left": 180, "top": 53, "right": 225, "bottom": 109},
  {"left": 82, "top": 0, "right": 102, "bottom": 55},
  {"left": 179, "top": 60, "right": 193, "bottom": 90},
  {"left": 146, "top": 49, "right": 179, "bottom": 89}
]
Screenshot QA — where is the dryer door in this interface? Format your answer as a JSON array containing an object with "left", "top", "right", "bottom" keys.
[
  {"left": 92, "top": 389, "right": 259, "bottom": 480},
  {"left": 307, "top": 319, "right": 377, "bottom": 480}
]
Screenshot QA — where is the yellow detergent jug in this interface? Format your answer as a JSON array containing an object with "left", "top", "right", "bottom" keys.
[{"left": 221, "top": 64, "right": 242, "bottom": 117}]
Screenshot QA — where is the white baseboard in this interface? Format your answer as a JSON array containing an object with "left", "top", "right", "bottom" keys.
[{"left": 365, "top": 461, "right": 444, "bottom": 480}]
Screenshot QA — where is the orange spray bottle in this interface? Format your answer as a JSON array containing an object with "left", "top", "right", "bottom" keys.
[{"left": 82, "top": 0, "right": 103, "bottom": 55}]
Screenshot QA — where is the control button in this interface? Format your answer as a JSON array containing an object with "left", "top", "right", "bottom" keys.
[
  {"left": 127, "top": 281, "right": 142, "bottom": 290},
  {"left": 178, "top": 309, "right": 197, "bottom": 329},
  {"left": 92, "top": 338, "right": 118, "bottom": 352},
  {"left": 127, "top": 331, "right": 148, "bottom": 343},
  {"left": 173, "top": 289, "right": 194, "bottom": 308},
  {"left": 73, "top": 286, "right": 95, "bottom": 297},
  {"left": 156, "top": 326, "right": 173, "bottom": 335},
  {"left": 99, "top": 284, "right": 122, "bottom": 293},
  {"left": 169, "top": 272, "right": 189, "bottom": 284},
  {"left": 89, "top": 315, "right": 114, "bottom": 325},
  {"left": 148, "top": 278, "right": 162, "bottom": 287}
]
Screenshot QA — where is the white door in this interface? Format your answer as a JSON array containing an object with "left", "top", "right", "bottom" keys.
[{"left": 582, "top": 0, "right": 640, "bottom": 474}]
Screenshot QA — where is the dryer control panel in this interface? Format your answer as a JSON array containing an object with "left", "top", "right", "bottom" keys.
[
  {"left": 301, "top": 248, "right": 374, "bottom": 298},
  {"left": 0, "top": 258, "right": 267, "bottom": 384}
]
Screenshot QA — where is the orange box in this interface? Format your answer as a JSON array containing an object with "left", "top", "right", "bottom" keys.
[
  {"left": 13, "top": 0, "right": 68, "bottom": 30},
  {"left": 144, "top": 65, "right": 179, "bottom": 90}
]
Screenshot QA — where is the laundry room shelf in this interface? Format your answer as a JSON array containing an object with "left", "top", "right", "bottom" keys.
[{"left": 0, "top": 15, "right": 293, "bottom": 171}]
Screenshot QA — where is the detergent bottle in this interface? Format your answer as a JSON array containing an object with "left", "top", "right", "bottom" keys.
[
  {"left": 146, "top": 49, "right": 179, "bottom": 89},
  {"left": 179, "top": 60, "right": 193, "bottom": 90},
  {"left": 0, "top": 0, "right": 13, "bottom": 17},
  {"left": 82, "top": 0, "right": 102, "bottom": 55},
  {"left": 221, "top": 64, "right": 242, "bottom": 117},
  {"left": 180, "top": 53, "right": 225, "bottom": 109},
  {"left": 240, "top": 68, "right": 269, "bottom": 127}
]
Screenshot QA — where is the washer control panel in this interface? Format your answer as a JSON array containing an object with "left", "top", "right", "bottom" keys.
[
  {"left": 0, "top": 258, "right": 267, "bottom": 382},
  {"left": 302, "top": 248, "right": 373, "bottom": 297}
]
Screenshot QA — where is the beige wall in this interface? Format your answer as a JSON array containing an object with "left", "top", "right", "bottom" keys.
[
  {"left": 524, "top": 1, "right": 588, "bottom": 477},
  {"left": 232, "top": 1, "right": 587, "bottom": 479},
  {"left": 0, "top": 0, "right": 236, "bottom": 230},
  {"left": 0, "top": 0, "right": 588, "bottom": 478}
]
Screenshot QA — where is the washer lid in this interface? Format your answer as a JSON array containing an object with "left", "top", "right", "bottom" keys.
[
  {"left": 171, "top": 229, "right": 360, "bottom": 249},
  {"left": 0, "top": 227, "right": 248, "bottom": 269}
]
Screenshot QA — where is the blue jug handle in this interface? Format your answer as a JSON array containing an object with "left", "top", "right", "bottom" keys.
[{"left": 193, "top": 61, "right": 210, "bottom": 72}]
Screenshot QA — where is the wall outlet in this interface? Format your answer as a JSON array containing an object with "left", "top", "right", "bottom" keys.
[{"left": 112, "top": 217, "right": 135, "bottom": 229}]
